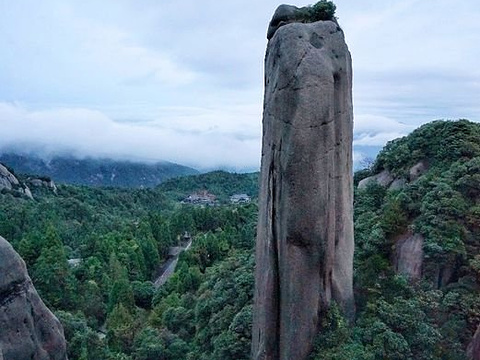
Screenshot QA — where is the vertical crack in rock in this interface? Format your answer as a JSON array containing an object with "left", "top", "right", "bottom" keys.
[
  {"left": 270, "top": 155, "right": 281, "bottom": 360},
  {"left": 252, "top": 5, "right": 354, "bottom": 360}
]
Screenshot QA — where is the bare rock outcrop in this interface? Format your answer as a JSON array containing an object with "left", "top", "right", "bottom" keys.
[
  {"left": 393, "top": 232, "right": 423, "bottom": 281},
  {"left": 0, "top": 236, "right": 67, "bottom": 360},
  {"left": 28, "top": 178, "right": 58, "bottom": 195},
  {"left": 409, "top": 160, "right": 428, "bottom": 181},
  {"left": 252, "top": 6, "right": 354, "bottom": 360},
  {"left": 357, "top": 160, "right": 428, "bottom": 191},
  {"left": 468, "top": 324, "right": 480, "bottom": 360},
  {"left": 0, "top": 163, "right": 35, "bottom": 199},
  {"left": 267, "top": 5, "right": 313, "bottom": 40},
  {"left": 357, "top": 169, "right": 394, "bottom": 190},
  {"left": 389, "top": 177, "right": 406, "bottom": 191},
  {"left": 0, "top": 164, "right": 20, "bottom": 191},
  {"left": 23, "top": 186, "right": 34, "bottom": 200}
]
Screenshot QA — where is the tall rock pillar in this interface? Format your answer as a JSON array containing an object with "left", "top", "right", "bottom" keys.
[{"left": 252, "top": 5, "right": 354, "bottom": 360}]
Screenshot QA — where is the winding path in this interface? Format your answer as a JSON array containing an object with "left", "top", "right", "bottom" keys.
[{"left": 153, "top": 239, "right": 192, "bottom": 289}]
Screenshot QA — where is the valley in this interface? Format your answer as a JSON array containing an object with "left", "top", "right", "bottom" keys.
[{"left": 0, "top": 120, "right": 479, "bottom": 359}]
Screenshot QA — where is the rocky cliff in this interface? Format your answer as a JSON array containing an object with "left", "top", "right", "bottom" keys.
[
  {"left": 252, "top": 5, "right": 354, "bottom": 360},
  {"left": 0, "top": 236, "right": 67, "bottom": 360},
  {"left": 393, "top": 232, "right": 423, "bottom": 281},
  {"left": 0, "top": 163, "right": 33, "bottom": 199}
]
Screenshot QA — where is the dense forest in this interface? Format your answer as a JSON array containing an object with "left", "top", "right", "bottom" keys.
[
  {"left": 1, "top": 119, "right": 479, "bottom": 359},
  {"left": 0, "top": 169, "right": 257, "bottom": 359},
  {"left": 310, "top": 119, "right": 480, "bottom": 359}
]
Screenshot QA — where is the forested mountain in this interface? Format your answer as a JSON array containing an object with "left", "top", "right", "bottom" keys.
[
  {"left": 0, "top": 153, "right": 199, "bottom": 188},
  {"left": 0, "top": 119, "right": 479, "bottom": 359},
  {"left": 313, "top": 119, "right": 480, "bottom": 359},
  {"left": 157, "top": 170, "right": 259, "bottom": 202},
  {"left": 0, "top": 167, "right": 258, "bottom": 359}
]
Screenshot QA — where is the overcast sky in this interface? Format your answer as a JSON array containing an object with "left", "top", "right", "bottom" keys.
[{"left": 1, "top": 0, "right": 479, "bottom": 171}]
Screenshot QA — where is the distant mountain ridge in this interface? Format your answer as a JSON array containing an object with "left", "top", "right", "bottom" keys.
[{"left": 0, "top": 153, "right": 199, "bottom": 188}]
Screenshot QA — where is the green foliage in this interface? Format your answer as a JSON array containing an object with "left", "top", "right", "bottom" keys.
[
  {"left": 80, "top": 280, "right": 106, "bottom": 327},
  {"left": 131, "top": 326, "right": 189, "bottom": 360},
  {"left": 210, "top": 304, "right": 252, "bottom": 360},
  {"left": 56, "top": 311, "right": 109, "bottom": 360},
  {"left": 32, "top": 225, "right": 78, "bottom": 309},
  {"left": 308, "top": 0, "right": 337, "bottom": 22},
  {"left": 157, "top": 170, "right": 258, "bottom": 203},
  {"left": 309, "top": 303, "right": 352, "bottom": 359},
  {"left": 351, "top": 120, "right": 480, "bottom": 359},
  {"left": 3, "top": 120, "right": 480, "bottom": 359},
  {"left": 0, "top": 166, "right": 259, "bottom": 359},
  {"left": 106, "top": 304, "right": 136, "bottom": 353},
  {"left": 149, "top": 223, "right": 256, "bottom": 360},
  {"left": 380, "top": 192, "right": 409, "bottom": 237},
  {"left": 416, "top": 181, "right": 467, "bottom": 260},
  {"left": 132, "top": 327, "right": 166, "bottom": 360},
  {"left": 132, "top": 281, "right": 155, "bottom": 310},
  {"left": 373, "top": 120, "right": 480, "bottom": 175}
]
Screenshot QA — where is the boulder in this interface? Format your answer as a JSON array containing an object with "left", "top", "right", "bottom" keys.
[
  {"left": 29, "top": 178, "right": 58, "bottom": 194},
  {"left": 252, "top": 8, "right": 354, "bottom": 360},
  {"left": 0, "top": 236, "right": 67, "bottom": 360},
  {"left": 29, "top": 179, "right": 44, "bottom": 187},
  {"left": 357, "top": 170, "right": 394, "bottom": 189}
]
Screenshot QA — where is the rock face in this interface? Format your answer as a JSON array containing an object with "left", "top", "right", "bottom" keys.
[
  {"left": 267, "top": 4, "right": 312, "bottom": 40},
  {"left": 389, "top": 177, "right": 406, "bottom": 191},
  {"left": 393, "top": 232, "right": 423, "bottom": 281},
  {"left": 252, "top": 7, "right": 354, "bottom": 360},
  {"left": 357, "top": 169, "right": 394, "bottom": 189},
  {"left": 357, "top": 159, "right": 429, "bottom": 192},
  {"left": 0, "top": 163, "right": 34, "bottom": 199},
  {"left": 409, "top": 160, "right": 428, "bottom": 181},
  {"left": 468, "top": 325, "right": 480, "bottom": 360},
  {"left": 28, "top": 178, "right": 58, "bottom": 195},
  {"left": 0, "top": 236, "right": 67, "bottom": 360},
  {"left": 0, "top": 164, "right": 20, "bottom": 191}
]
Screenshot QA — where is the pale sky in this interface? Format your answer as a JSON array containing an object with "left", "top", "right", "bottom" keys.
[{"left": 1, "top": 0, "right": 479, "bottom": 171}]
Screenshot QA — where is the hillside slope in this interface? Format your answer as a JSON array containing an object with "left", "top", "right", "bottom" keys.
[
  {"left": 145, "top": 119, "right": 480, "bottom": 360},
  {"left": 157, "top": 170, "right": 259, "bottom": 202},
  {"left": 311, "top": 119, "right": 480, "bottom": 359},
  {"left": 0, "top": 165, "right": 258, "bottom": 359},
  {"left": 1, "top": 120, "right": 479, "bottom": 359},
  {"left": 0, "top": 153, "right": 199, "bottom": 188}
]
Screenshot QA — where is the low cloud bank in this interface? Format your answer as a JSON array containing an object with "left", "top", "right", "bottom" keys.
[
  {"left": 0, "top": 102, "right": 261, "bottom": 171},
  {"left": 4, "top": 103, "right": 466, "bottom": 173}
]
